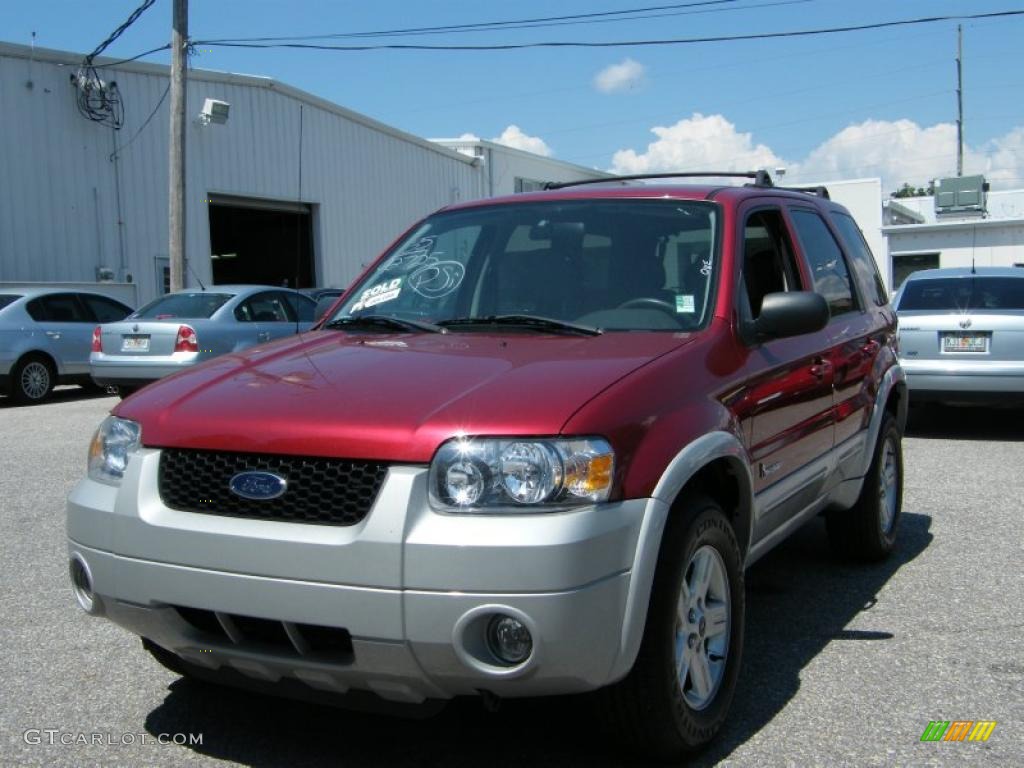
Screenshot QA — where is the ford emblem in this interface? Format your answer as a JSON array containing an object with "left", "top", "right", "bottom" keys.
[{"left": 229, "top": 471, "right": 287, "bottom": 500}]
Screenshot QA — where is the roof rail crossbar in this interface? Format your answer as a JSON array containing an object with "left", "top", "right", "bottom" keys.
[
  {"left": 544, "top": 170, "right": 774, "bottom": 191},
  {"left": 778, "top": 185, "right": 831, "bottom": 200}
]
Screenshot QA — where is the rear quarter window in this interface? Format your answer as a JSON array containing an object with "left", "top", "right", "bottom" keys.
[{"left": 0, "top": 294, "right": 22, "bottom": 312}]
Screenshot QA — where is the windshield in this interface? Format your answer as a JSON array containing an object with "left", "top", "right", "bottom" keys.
[
  {"left": 0, "top": 294, "right": 22, "bottom": 312},
  {"left": 898, "top": 277, "right": 1024, "bottom": 311},
  {"left": 331, "top": 200, "right": 719, "bottom": 332},
  {"left": 131, "top": 292, "right": 233, "bottom": 320}
]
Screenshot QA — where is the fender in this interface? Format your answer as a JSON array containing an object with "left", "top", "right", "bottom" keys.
[
  {"left": 607, "top": 431, "right": 754, "bottom": 683},
  {"left": 857, "top": 363, "right": 907, "bottom": 478}
]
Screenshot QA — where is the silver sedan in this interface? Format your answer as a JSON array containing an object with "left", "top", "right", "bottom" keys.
[
  {"left": 90, "top": 285, "right": 316, "bottom": 395},
  {"left": 895, "top": 266, "right": 1024, "bottom": 404},
  {"left": 1, "top": 288, "right": 133, "bottom": 404}
]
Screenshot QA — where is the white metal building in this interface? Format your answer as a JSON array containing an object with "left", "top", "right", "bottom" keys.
[
  {"left": 0, "top": 42, "right": 604, "bottom": 307},
  {"left": 882, "top": 187, "right": 1024, "bottom": 288},
  {"left": 432, "top": 137, "right": 612, "bottom": 196}
]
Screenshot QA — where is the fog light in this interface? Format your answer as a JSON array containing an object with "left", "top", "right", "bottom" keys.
[
  {"left": 69, "top": 556, "right": 95, "bottom": 613},
  {"left": 486, "top": 615, "right": 532, "bottom": 665}
]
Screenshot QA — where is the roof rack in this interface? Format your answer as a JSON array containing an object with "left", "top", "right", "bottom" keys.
[
  {"left": 544, "top": 170, "right": 774, "bottom": 191},
  {"left": 777, "top": 185, "right": 831, "bottom": 200}
]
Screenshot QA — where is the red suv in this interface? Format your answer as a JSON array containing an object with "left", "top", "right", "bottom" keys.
[{"left": 67, "top": 172, "right": 906, "bottom": 760}]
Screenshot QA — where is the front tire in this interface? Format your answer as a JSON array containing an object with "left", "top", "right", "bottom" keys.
[
  {"left": 827, "top": 413, "right": 903, "bottom": 560},
  {"left": 598, "top": 496, "right": 745, "bottom": 760},
  {"left": 11, "top": 354, "right": 55, "bottom": 404}
]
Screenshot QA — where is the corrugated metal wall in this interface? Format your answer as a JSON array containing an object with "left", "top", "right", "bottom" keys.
[{"left": 0, "top": 43, "right": 482, "bottom": 304}]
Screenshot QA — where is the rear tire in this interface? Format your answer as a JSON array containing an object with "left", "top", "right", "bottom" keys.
[
  {"left": 597, "top": 496, "right": 745, "bottom": 761},
  {"left": 827, "top": 414, "right": 903, "bottom": 561},
  {"left": 11, "top": 354, "right": 55, "bottom": 404}
]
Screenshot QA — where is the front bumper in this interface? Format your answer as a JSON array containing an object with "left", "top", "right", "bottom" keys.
[{"left": 66, "top": 448, "right": 657, "bottom": 704}]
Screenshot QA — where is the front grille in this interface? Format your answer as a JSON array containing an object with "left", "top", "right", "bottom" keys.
[
  {"left": 158, "top": 448, "right": 389, "bottom": 526},
  {"left": 173, "top": 605, "right": 354, "bottom": 663}
]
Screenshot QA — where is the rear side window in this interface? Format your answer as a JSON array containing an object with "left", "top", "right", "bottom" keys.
[
  {"left": 899, "top": 277, "right": 1024, "bottom": 310},
  {"left": 235, "top": 292, "right": 292, "bottom": 322},
  {"left": 284, "top": 293, "right": 316, "bottom": 322},
  {"left": 0, "top": 294, "right": 21, "bottom": 311},
  {"left": 82, "top": 295, "right": 132, "bottom": 322},
  {"left": 789, "top": 209, "right": 857, "bottom": 317},
  {"left": 831, "top": 213, "right": 888, "bottom": 306},
  {"left": 132, "top": 293, "right": 232, "bottom": 319},
  {"left": 27, "top": 293, "right": 91, "bottom": 322}
]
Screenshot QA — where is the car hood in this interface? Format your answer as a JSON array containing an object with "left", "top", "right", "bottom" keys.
[{"left": 116, "top": 329, "right": 694, "bottom": 461}]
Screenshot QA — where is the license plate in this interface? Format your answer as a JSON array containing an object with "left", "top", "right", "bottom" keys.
[
  {"left": 121, "top": 335, "right": 150, "bottom": 352},
  {"left": 941, "top": 333, "right": 987, "bottom": 353}
]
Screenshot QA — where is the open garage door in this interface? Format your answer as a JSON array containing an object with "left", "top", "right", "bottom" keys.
[{"left": 208, "top": 195, "right": 315, "bottom": 288}]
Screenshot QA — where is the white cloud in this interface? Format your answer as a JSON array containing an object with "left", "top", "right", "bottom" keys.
[
  {"left": 594, "top": 58, "right": 646, "bottom": 93},
  {"left": 610, "top": 114, "right": 1024, "bottom": 192},
  {"left": 490, "top": 125, "right": 553, "bottom": 157},
  {"left": 611, "top": 113, "right": 783, "bottom": 175},
  {"left": 455, "top": 132, "right": 480, "bottom": 142}
]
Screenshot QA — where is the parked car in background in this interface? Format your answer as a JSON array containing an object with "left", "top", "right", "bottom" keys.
[
  {"left": 68, "top": 173, "right": 907, "bottom": 760},
  {"left": 1, "top": 288, "right": 133, "bottom": 404},
  {"left": 300, "top": 286, "right": 348, "bottom": 320},
  {"left": 895, "top": 267, "right": 1024, "bottom": 404},
  {"left": 90, "top": 285, "right": 317, "bottom": 395}
]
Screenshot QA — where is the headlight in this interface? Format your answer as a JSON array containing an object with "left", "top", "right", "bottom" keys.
[
  {"left": 429, "top": 437, "right": 614, "bottom": 512},
  {"left": 87, "top": 416, "right": 141, "bottom": 485}
]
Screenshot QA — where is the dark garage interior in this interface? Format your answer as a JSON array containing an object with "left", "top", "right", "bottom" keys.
[{"left": 208, "top": 199, "right": 315, "bottom": 288}]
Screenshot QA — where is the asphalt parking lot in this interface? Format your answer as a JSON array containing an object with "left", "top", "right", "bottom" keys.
[{"left": 1, "top": 389, "right": 1020, "bottom": 767}]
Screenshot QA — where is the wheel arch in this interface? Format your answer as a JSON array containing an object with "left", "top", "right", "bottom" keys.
[
  {"left": 13, "top": 348, "right": 59, "bottom": 376},
  {"left": 609, "top": 431, "right": 754, "bottom": 682}
]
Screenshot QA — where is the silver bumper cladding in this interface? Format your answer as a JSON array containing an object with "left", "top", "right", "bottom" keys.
[{"left": 67, "top": 448, "right": 655, "bottom": 704}]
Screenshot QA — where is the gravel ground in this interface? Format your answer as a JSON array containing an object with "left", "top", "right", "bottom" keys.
[{"left": 0, "top": 390, "right": 1020, "bottom": 767}]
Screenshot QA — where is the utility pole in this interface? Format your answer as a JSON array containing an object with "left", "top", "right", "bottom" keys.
[
  {"left": 956, "top": 24, "right": 964, "bottom": 177},
  {"left": 168, "top": 0, "right": 188, "bottom": 291}
]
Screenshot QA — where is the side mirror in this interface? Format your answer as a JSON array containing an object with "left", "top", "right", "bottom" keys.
[
  {"left": 753, "top": 291, "right": 830, "bottom": 341},
  {"left": 314, "top": 296, "right": 338, "bottom": 321}
]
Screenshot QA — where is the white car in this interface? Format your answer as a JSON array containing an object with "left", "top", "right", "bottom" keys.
[{"left": 895, "top": 267, "right": 1024, "bottom": 404}]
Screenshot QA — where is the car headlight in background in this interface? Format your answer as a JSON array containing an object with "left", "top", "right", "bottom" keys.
[
  {"left": 88, "top": 416, "right": 141, "bottom": 485},
  {"left": 429, "top": 437, "right": 614, "bottom": 512}
]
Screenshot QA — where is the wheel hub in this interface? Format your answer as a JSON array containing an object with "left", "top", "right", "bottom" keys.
[{"left": 675, "top": 544, "right": 731, "bottom": 711}]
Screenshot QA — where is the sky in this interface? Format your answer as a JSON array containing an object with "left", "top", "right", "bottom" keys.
[{"left": 6, "top": 0, "right": 1024, "bottom": 193}]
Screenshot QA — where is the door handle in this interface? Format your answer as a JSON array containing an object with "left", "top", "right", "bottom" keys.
[
  {"left": 257, "top": 331, "right": 270, "bottom": 342},
  {"left": 861, "top": 339, "right": 880, "bottom": 356},
  {"left": 45, "top": 331, "right": 61, "bottom": 340},
  {"left": 810, "top": 358, "right": 832, "bottom": 380}
]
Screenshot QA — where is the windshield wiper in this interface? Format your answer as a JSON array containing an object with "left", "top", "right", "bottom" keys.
[
  {"left": 438, "top": 314, "right": 602, "bottom": 336},
  {"left": 324, "top": 315, "right": 446, "bottom": 334}
]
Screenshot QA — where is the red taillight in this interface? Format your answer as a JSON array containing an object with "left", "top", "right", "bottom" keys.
[
  {"left": 91, "top": 326, "right": 103, "bottom": 353},
  {"left": 174, "top": 325, "right": 198, "bottom": 353}
]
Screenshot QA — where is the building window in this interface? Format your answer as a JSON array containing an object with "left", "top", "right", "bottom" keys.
[{"left": 891, "top": 253, "right": 939, "bottom": 289}]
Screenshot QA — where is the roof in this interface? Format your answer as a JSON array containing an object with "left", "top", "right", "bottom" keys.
[
  {"left": 0, "top": 41, "right": 476, "bottom": 167},
  {"left": 903, "top": 267, "right": 1024, "bottom": 281},
  {"left": 442, "top": 180, "right": 836, "bottom": 211}
]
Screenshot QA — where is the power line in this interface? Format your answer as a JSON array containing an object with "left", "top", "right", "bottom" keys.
[
  {"left": 110, "top": 82, "right": 171, "bottom": 160},
  {"left": 85, "top": 0, "right": 158, "bottom": 64},
  {"left": 92, "top": 44, "right": 172, "bottom": 69},
  {"left": 202, "top": 1, "right": 813, "bottom": 43},
  {"left": 193, "top": 10, "right": 1024, "bottom": 52},
  {"left": 199, "top": 0, "right": 751, "bottom": 43}
]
